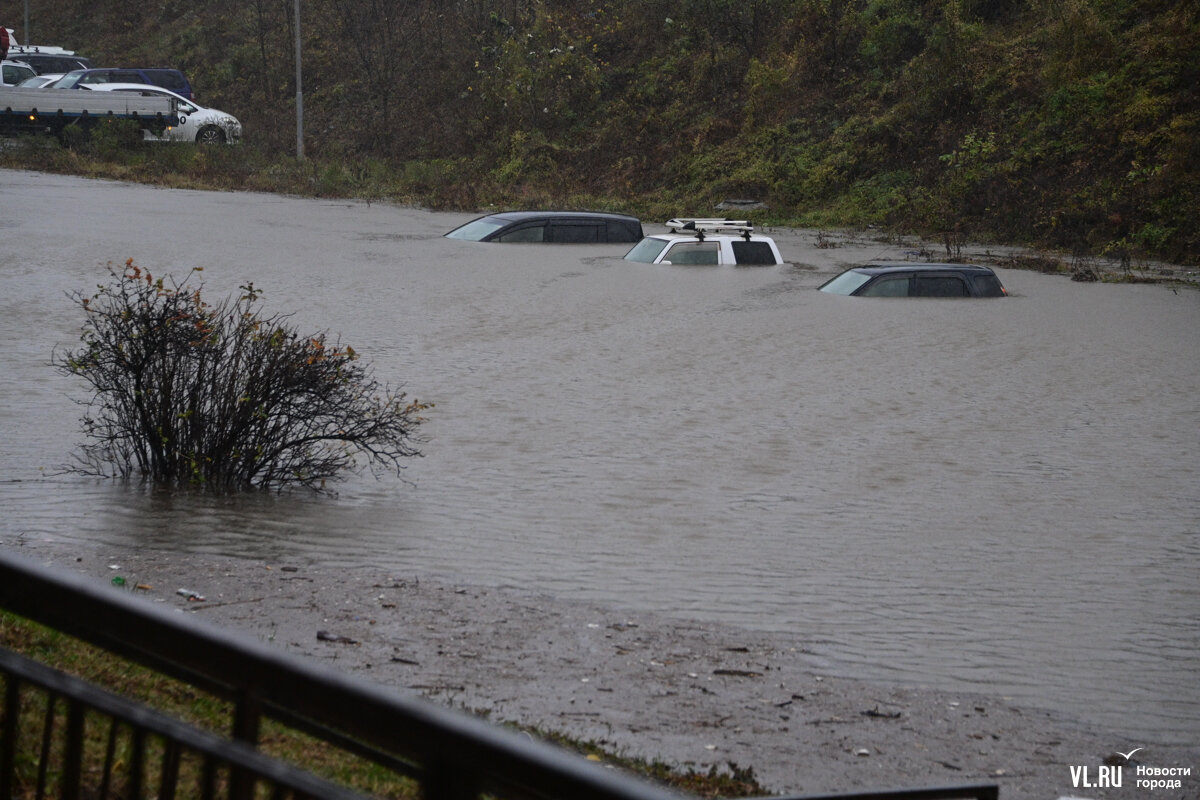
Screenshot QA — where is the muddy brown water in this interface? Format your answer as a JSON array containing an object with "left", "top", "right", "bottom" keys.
[{"left": 2, "top": 169, "right": 1197, "bottom": 745}]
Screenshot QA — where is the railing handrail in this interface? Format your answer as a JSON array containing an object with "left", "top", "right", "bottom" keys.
[
  {"left": 0, "top": 647, "right": 371, "bottom": 800},
  {"left": 0, "top": 549, "right": 680, "bottom": 800}
]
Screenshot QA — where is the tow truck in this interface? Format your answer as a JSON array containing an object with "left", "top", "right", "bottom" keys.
[{"left": 0, "top": 85, "right": 177, "bottom": 137}]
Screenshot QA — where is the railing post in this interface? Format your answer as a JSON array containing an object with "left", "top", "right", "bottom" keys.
[
  {"left": 1, "top": 678, "right": 20, "bottom": 800},
  {"left": 424, "top": 760, "right": 481, "bottom": 800},
  {"left": 60, "top": 699, "right": 85, "bottom": 800},
  {"left": 129, "top": 727, "right": 146, "bottom": 800},
  {"left": 232, "top": 689, "right": 262, "bottom": 744},
  {"left": 231, "top": 691, "right": 263, "bottom": 800}
]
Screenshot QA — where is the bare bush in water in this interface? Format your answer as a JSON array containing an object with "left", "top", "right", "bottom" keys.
[{"left": 55, "top": 261, "right": 429, "bottom": 492}]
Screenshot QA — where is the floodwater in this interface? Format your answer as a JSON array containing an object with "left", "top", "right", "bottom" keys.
[{"left": 2, "top": 169, "right": 1197, "bottom": 743}]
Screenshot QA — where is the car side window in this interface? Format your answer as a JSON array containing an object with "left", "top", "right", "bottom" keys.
[
  {"left": 606, "top": 221, "right": 638, "bottom": 242},
  {"left": 731, "top": 240, "right": 776, "bottom": 265},
  {"left": 497, "top": 224, "right": 546, "bottom": 243},
  {"left": 859, "top": 276, "right": 910, "bottom": 297},
  {"left": 915, "top": 275, "right": 969, "bottom": 297},
  {"left": 549, "top": 223, "right": 601, "bottom": 243},
  {"left": 663, "top": 242, "right": 719, "bottom": 265},
  {"left": 147, "top": 70, "right": 187, "bottom": 92},
  {"left": 971, "top": 274, "right": 1005, "bottom": 297},
  {"left": 2, "top": 64, "right": 34, "bottom": 84}
]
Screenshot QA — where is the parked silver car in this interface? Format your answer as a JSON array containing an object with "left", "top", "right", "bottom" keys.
[{"left": 13, "top": 72, "right": 63, "bottom": 88}]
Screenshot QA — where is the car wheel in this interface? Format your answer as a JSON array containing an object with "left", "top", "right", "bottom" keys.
[{"left": 195, "top": 125, "right": 226, "bottom": 145}]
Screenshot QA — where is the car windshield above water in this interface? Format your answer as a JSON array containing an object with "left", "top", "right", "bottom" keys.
[
  {"left": 444, "top": 211, "right": 643, "bottom": 243},
  {"left": 446, "top": 217, "right": 506, "bottom": 241},
  {"left": 819, "top": 263, "right": 1008, "bottom": 297},
  {"left": 819, "top": 270, "right": 876, "bottom": 295},
  {"left": 624, "top": 237, "right": 670, "bottom": 263}
]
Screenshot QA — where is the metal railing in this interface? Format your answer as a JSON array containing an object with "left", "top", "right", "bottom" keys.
[
  {"left": 0, "top": 648, "right": 366, "bottom": 800},
  {"left": 0, "top": 550, "right": 998, "bottom": 800}
]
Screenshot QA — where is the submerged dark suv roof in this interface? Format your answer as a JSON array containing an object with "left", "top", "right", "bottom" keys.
[
  {"left": 819, "top": 262, "right": 1008, "bottom": 297},
  {"left": 445, "top": 211, "right": 643, "bottom": 243}
]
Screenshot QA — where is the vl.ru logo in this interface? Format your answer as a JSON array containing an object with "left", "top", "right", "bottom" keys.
[
  {"left": 1070, "top": 764, "right": 1124, "bottom": 789},
  {"left": 1069, "top": 749, "right": 1143, "bottom": 789}
]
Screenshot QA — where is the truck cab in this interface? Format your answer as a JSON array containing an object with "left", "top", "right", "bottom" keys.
[{"left": 1, "top": 59, "right": 35, "bottom": 86}]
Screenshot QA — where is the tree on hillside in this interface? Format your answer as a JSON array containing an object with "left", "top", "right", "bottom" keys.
[{"left": 54, "top": 261, "right": 430, "bottom": 493}]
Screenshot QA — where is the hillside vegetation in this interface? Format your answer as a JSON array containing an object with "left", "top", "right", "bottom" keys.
[{"left": 9, "top": 0, "right": 1199, "bottom": 264}]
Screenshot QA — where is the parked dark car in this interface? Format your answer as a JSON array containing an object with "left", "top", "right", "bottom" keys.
[
  {"left": 445, "top": 211, "right": 643, "bottom": 243},
  {"left": 818, "top": 263, "right": 1008, "bottom": 298},
  {"left": 50, "top": 67, "right": 193, "bottom": 100}
]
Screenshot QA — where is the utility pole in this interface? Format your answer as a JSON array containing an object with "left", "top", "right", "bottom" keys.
[{"left": 294, "top": 0, "right": 304, "bottom": 159}]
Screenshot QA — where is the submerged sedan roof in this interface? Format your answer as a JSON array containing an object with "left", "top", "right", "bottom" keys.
[
  {"left": 819, "top": 261, "right": 1008, "bottom": 297},
  {"left": 853, "top": 262, "right": 1000, "bottom": 275}
]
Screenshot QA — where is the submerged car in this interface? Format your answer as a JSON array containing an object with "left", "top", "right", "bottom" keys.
[
  {"left": 624, "top": 218, "right": 784, "bottom": 265},
  {"left": 81, "top": 83, "right": 241, "bottom": 144},
  {"left": 818, "top": 263, "right": 1008, "bottom": 297},
  {"left": 445, "top": 211, "right": 643, "bottom": 243}
]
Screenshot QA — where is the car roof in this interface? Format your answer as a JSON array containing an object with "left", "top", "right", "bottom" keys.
[
  {"left": 644, "top": 218, "right": 776, "bottom": 243},
  {"left": 646, "top": 231, "right": 778, "bottom": 244},
  {"left": 483, "top": 211, "right": 640, "bottom": 223},
  {"left": 66, "top": 67, "right": 182, "bottom": 74},
  {"left": 7, "top": 51, "right": 91, "bottom": 69},
  {"left": 81, "top": 82, "right": 191, "bottom": 103},
  {"left": 852, "top": 262, "right": 998, "bottom": 275}
]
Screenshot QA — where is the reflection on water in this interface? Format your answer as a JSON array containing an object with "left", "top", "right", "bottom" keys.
[{"left": 2, "top": 170, "right": 1198, "bottom": 742}]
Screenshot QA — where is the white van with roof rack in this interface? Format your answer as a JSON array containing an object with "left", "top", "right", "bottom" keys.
[
  {"left": 6, "top": 43, "right": 93, "bottom": 75},
  {"left": 623, "top": 218, "right": 784, "bottom": 265}
]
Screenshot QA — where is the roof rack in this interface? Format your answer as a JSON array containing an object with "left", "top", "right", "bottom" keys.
[
  {"left": 664, "top": 218, "right": 755, "bottom": 241},
  {"left": 7, "top": 44, "right": 81, "bottom": 56},
  {"left": 666, "top": 218, "right": 753, "bottom": 232}
]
